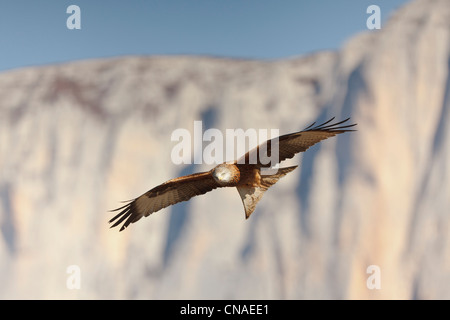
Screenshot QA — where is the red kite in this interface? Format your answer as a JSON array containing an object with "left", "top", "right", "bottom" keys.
[{"left": 110, "top": 117, "right": 356, "bottom": 231}]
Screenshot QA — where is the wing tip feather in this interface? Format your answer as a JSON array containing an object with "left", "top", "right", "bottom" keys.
[
  {"left": 108, "top": 201, "right": 134, "bottom": 231},
  {"left": 304, "top": 117, "right": 357, "bottom": 132}
]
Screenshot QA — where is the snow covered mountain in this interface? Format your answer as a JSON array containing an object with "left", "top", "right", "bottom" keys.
[{"left": 0, "top": 0, "right": 449, "bottom": 299}]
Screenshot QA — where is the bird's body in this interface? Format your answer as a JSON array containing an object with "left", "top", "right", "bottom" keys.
[{"left": 110, "top": 117, "right": 356, "bottom": 231}]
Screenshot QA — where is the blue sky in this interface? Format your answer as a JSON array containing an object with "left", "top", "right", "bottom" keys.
[{"left": 0, "top": 0, "right": 410, "bottom": 71}]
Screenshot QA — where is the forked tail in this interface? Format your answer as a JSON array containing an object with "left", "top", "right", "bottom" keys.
[{"left": 236, "top": 165, "right": 298, "bottom": 219}]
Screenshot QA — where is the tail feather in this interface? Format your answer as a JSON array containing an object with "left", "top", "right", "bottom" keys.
[{"left": 236, "top": 165, "right": 298, "bottom": 219}]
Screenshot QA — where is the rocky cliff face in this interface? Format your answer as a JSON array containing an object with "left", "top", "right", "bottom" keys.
[{"left": 0, "top": 0, "right": 449, "bottom": 299}]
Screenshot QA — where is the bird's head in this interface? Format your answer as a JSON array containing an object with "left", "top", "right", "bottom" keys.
[{"left": 212, "top": 164, "right": 239, "bottom": 185}]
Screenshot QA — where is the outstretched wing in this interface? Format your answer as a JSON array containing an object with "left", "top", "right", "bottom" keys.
[
  {"left": 237, "top": 117, "right": 357, "bottom": 167},
  {"left": 109, "top": 171, "right": 220, "bottom": 231}
]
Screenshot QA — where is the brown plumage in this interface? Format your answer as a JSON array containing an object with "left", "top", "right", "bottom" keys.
[{"left": 109, "top": 117, "right": 356, "bottom": 231}]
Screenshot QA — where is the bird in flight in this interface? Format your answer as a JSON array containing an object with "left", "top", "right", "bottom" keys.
[{"left": 109, "top": 117, "right": 356, "bottom": 231}]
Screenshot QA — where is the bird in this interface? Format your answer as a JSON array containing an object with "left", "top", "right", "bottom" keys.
[{"left": 109, "top": 117, "right": 356, "bottom": 231}]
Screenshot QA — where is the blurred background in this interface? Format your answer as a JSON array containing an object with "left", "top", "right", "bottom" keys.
[{"left": 0, "top": 0, "right": 449, "bottom": 299}]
